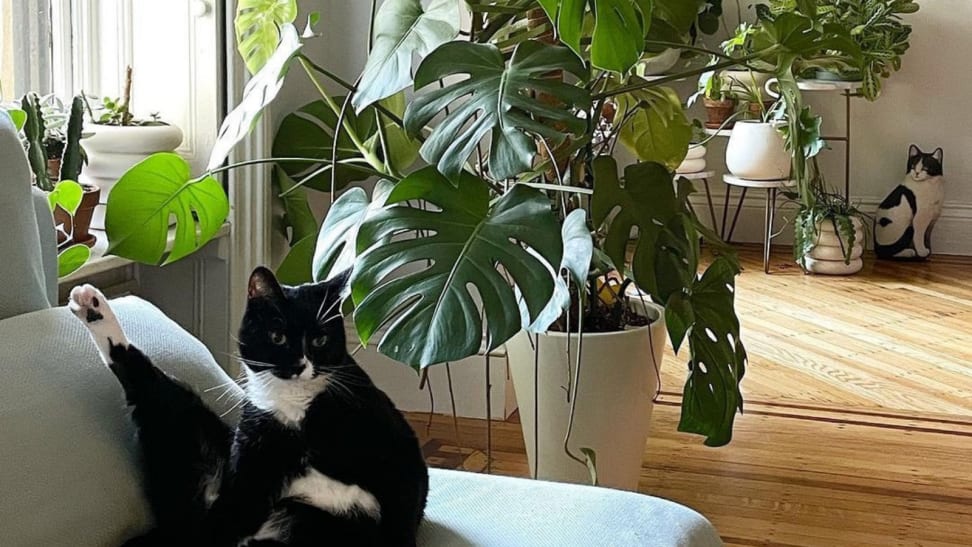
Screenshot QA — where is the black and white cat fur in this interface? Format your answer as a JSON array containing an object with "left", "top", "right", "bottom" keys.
[
  {"left": 68, "top": 268, "right": 428, "bottom": 547},
  {"left": 874, "top": 145, "right": 945, "bottom": 260}
]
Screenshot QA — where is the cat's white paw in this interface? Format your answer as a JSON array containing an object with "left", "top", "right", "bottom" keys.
[
  {"left": 69, "top": 284, "right": 129, "bottom": 364},
  {"left": 916, "top": 247, "right": 932, "bottom": 258},
  {"left": 894, "top": 249, "right": 917, "bottom": 258}
]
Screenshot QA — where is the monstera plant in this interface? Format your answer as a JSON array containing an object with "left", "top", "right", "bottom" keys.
[{"left": 102, "top": 0, "right": 821, "bottom": 450}]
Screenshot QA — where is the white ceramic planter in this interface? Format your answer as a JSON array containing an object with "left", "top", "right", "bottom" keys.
[
  {"left": 506, "top": 301, "right": 667, "bottom": 491},
  {"left": 804, "top": 217, "right": 865, "bottom": 275},
  {"left": 676, "top": 144, "right": 707, "bottom": 174},
  {"left": 725, "top": 121, "right": 791, "bottom": 181},
  {"left": 81, "top": 123, "right": 183, "bottom": 229}
]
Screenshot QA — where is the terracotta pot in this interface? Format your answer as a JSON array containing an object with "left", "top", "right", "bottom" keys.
[
  {"left": 747, "top": 100, "right": 776, "bottom": 118},
  {"left": 703, "top": 97, "right": 737, "bottom": 129},
  {"left": 72, "top": 184, "right": 101, "bottom": 247},
  {"left": 46, "top": 158, "right": 62, "bottom": 181}
]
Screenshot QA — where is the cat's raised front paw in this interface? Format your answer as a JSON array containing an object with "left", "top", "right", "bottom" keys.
[{"left": 69, "top": 284, "right": 129, "bottom": 364}]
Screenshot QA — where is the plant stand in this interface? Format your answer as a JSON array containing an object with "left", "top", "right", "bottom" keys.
[
  {"left": 796, "top": 79, "right": 860, "bottom": 199},
  {"left": 722, "top": 175, "right": 796, "bottom": 274},
  {"left": 678, "top": 171, "right": 719, "bottom": 231}
]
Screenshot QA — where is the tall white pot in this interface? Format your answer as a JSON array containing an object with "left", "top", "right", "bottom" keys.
[
  {"left": 804, "top": 216, "right": 865, "bottom": 275},
  {"left": 506, "top": 302, "right": 667, "bottom": 491},
  {"left": 725, "top": 120, "right": 791, "bottom": 181},
  {"left": 81, "top": 124, "right": 183, "bottom": 229}
]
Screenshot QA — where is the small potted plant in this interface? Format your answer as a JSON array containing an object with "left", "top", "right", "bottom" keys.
[
  {"left": 82, "top": 66, "right": 183, "bottom": 229},
  {"left": 724, "top": 78, "right": 791, "bottom": 181},
  {"left": 699, "top": 71, "right": 737, "bottom": 130},
  {"left": 795, "top": 187, "right": 867, "bottom": 276},
  {"left": 20, "top": 93, "right": 100, "bottom": 247}
]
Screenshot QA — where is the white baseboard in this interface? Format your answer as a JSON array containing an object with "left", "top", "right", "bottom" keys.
[{"left": 691, "top": 192, "right": 972, "bottom": 256}]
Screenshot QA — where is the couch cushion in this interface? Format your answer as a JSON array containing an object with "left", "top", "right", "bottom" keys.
[
  {"left": 0, "top": 111, "right": 50, "bottom": 319},
  {"left": 420, "top": 469, "right": 723, "bottom": 546},
  {"left": 0, "top": 297, "right": 242, "bottom": 547}
]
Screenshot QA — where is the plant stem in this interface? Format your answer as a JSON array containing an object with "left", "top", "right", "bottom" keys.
[
  {"left": 297, "top": 55, "right": 406, "bottom": 127},
  {"left": 204, "top": 157, "right": 333, "bottom": 178},
  {"left": 120, "top": 66, "right": 134, "bottom": 126},
  {"left": 298, "top": 57, "right": 385, "bottom": 173},
  {"left": 594, "top": 49, "right": 776, "bottom": 100}
]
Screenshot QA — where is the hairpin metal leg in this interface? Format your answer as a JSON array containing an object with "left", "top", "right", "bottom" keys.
[
  {"left": 703, "top": 179, "right": 719, "bottom": 233},
  {"left": 726, "top": 187, "right": 748, "bottom": 243},
  {"left": 764, "top": 188, "right": 778, "bottom": 274},
  {"left": 721, "top": 185, "right": 732, "bottom": 240}
]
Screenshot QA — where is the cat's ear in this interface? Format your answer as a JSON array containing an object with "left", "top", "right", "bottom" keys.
[
  {"left": 322, "top": 268, "right": 352, "bottom": 291},
  {"left": 933, "top": 147, "right": 944, "bottom": 163},
  {"left": 248, "top": 267, "right": 285, "bottom": 300},
  {"left": 909, "top": 144, "right": 921, "bottom": 158}
]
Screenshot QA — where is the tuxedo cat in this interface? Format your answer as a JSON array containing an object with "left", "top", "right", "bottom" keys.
[
  {"left": 68, "top": 268, "right": 428, "bottom": 547},
  {"left": 874, "top": 145, "right": 945, "bottom": 260}
]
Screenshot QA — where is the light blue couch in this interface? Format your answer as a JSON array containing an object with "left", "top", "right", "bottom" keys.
[{"left": 0, "top": 113, "right": 722, "bottom": 546}]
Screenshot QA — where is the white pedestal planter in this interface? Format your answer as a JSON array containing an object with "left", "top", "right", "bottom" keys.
[
  {"left": 804, "top": 217, "right": 865, "bottom": 275},
  {"left": 676, "top": 144, "right": 707, "bottom": 174},
  {"left": 725, "top": 121, "right": 790, "bottom": 181},
  {"left": 81, "top": 124, "right": 183, "bottom": 229},
  {"left": 506, "top": 302, "right": 667, "bottom": 491}
]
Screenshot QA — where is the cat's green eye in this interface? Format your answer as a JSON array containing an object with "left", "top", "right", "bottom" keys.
[
  {"left": 270, "top": 332, "right": 287, "bottom": 345},
  {"left": 311, "top": 335, "right": 328, "bottom": 348}
]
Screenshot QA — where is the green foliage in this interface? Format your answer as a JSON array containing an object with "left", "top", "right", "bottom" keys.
[
  {"left": 235, "top": 0, "right": 298, "bottom": 75},
  {"left": 312, "top": 180, "right": 395, "bottom": 283},
  {"left": 352, "top": 0, "right": 463, "bottom": 112},
  {"left": 21, "top": 93, "right": 52, "bottom": 191},
  {"left": 106, "top": 153, "right": 229, "bottom": 265},
  {"left": 351, "top": 167, "right": 564, "bottom": 368},
  {"left": 404, "top": 40, "right": 590, "bottom": 182},
  {"left": 5, "top": 108, "right": 26, "bottom": 131},
  {"left": 209, "top": 23, "right": 303, "bottom": 170},
  {"left": 59, "top": 97, "right": 85, "bottom": 182},
  {"left": 273, "top": 99, "right": 377, "bottom": 192},
  {"left": 57, "top": 244, "right": 92, "bottom": 278},
  {"left": 536, "top": 0, "right": 654, "bottom": 73},
  {"left": 794, "top": 189, "right": 866, "bottom": 267},
  {"left": 47, "top": 180, "right": 84, "bottom": 216},
  {"left": 614, "top": 86, "right": 692, "bottom": 170}
]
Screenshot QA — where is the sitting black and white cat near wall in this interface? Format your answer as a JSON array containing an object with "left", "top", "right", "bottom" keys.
[
  {"left": 68, "top": 268, "right": 428, "bottom": 547},
  {"left": 874, "top": 145, "right": 945, "bottom": 260}
]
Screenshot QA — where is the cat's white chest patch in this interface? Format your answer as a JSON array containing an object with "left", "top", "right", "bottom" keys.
[
  {"left": 245, "top": 365, "right": 328, "bottom": 426},
  {"left": 286, "top": 468, "right": 381, "bottom": 520}
]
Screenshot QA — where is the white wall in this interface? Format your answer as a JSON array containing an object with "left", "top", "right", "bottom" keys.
[{"left": 703, "top": 2, "right": 971, "bottom": 254}]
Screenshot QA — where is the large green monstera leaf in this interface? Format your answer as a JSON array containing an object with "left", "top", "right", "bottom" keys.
[
  {"left": 615, "top": 86, "right": 692, "bottom": 170},
  {"left": 536, "top": 0, "right": 654, "bottom": 73},
  {"left": 352, "top": 0, "right": 463, "bottom": 112},
  {"left": 351, "top": 167, "right": 564, "bottom": 368},
  {"left": 404, "top": 40, "right": 590, "bottom": 183}
]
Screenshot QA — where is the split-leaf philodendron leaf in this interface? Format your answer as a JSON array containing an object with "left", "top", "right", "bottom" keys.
[
  {"left": 352, "top": 0, "right": 463, "bottom": 113},
  {"left": 209, "top": 23, "right": 302, "bottom": 171},
  {"left": 351, "top": 167, "right": 564, "bottom": 368},
  {"left": 107, "top": 153, "right": 229, "bottom": 265},
  {"left": 615, "top": 86, "right": 692, "bottom": 170},
  {"left": 313, "top": 179, "right": 395, "bottom": 283},
  {"left": 405, "top": 40, "right": 590, "bottom": 183},
  {"left": 536, "top": 0, "right": 654, "bottom": 73},
  {"left": 235, "top": 0, "right": 298, "bottom": 75}
]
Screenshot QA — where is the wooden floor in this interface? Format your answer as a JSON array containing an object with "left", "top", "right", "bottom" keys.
[{"left": 408, "top": 248, "right": 972, "bottom": 546}]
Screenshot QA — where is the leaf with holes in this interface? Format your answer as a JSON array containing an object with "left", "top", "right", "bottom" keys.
[
  {"left": 536, "top": 0, "right": 654, "bottom": 73},
  {"left": 591, "top": 157, "right": 688, "bottom": 299},
  {"left": 107, "top": 153, "right": 229, "bottom": 265},
  {"left": 405, "top": 40, "right": 590, "bottom": 183},
  {"left": 351, "top": 167, "right": 563, "bottom": 368},
  {"left": 235, "top": 0, "right": 298, "bottom": 75},
  {"left": 313, "top": 179, "right": 395, "bottom": 283},
  {"left": 615, "top": 86, "right": 692, "bottom": 170},
  {"left": 209, "top": 23, "right": 302, "bottom": 170},
  {"left": 677, "top": 256, "right": 746, "bottom": 447},
  {"left": 353, "top": 0, "right": 463, "bottom": 112},
  {"left": 273, "top": 98, "right": 377, "bottom": 192}
]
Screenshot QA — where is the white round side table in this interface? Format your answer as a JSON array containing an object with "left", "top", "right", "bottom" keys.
[{"left": 722, "top": 175, "right": 796, "bottom": 274}]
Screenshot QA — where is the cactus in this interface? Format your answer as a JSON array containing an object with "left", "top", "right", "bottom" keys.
[
  {"left": 21, "top": 93, "right": 53, "bottom": 191},
  {"left": 59, "top": 96, "right": 85, "bottom": 182}
]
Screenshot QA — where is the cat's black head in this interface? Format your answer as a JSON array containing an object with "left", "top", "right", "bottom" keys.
[
  {"left": 907, "top": 145, "right": 944, "bottom": 180},
  {"left": 238, "top": 267, "right": 351, "bottom": 380}
]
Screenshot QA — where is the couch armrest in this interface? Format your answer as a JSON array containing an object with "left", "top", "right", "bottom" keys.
[{"left": 0, "top": 296, "right": 242, "bottom": 547}]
